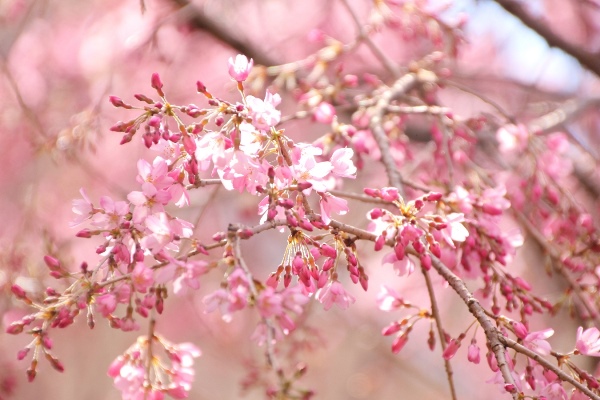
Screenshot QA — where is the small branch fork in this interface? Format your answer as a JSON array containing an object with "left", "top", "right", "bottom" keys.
[{"left": 369, "top": 73, "right": 421, "bottom": 196}]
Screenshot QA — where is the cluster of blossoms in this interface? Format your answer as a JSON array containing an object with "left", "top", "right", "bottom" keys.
[
  {"left": 108, "top": 335, "right": 201, "bottom": 399},
  {"left": 5, "top": 1, "right": 600, "bottom": 395}
]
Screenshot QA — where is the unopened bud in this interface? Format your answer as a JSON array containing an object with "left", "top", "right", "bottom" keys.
[
  {"left": 109, "top": 96, "right": 131, "bottom": 109},
  {"left": 151, "top": 73, "right": 164, "bottom": 96},
  {"left": 17, "top": 348, "right": 30, "bottom": 360},
  {"left": 44, "top": 255, "right": 61, "bottom": 270},
  {"left": 76, "top": 229, "right": 93, "bottom": 238}
]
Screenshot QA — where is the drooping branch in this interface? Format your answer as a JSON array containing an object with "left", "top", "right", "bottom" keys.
[
  {"left": 493, "top": 0, "right": 600, "bottom": 79},
  {"left": 419, "top": 250, "right": 520, "bottom": 400}
]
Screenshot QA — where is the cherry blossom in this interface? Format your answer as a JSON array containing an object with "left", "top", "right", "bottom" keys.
[
  {"left": 575, "top": 327, "right": 600, "bottom": 356},
  {"left": 315, "top": 281, "right": 355, "bottom": 310},
  {"left": 524, "top": 329, "right": 554, "bottom": 356},
  {"left": 245, "top": 91, "right": 281, "bottom": 130},
  {"left": 228, "top": 54, "right": 254, "bottom": 82}
]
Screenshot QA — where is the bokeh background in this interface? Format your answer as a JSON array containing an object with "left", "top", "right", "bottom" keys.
[{"left": 1, "top": 0, "right": 600, "bottom": 398}]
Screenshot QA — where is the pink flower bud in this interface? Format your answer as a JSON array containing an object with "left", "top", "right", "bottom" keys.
[
  {"left": 320, "top": 244, "right": 337, "bottom": 259},
  {"left": 322, "top": 258, "right": 334, "bottom": 272},
  {"left": 512, "top": 321, "right": 528, "bottom": 340},
  {"left": 467, "top": 341, "right": 480, "bottom": 364},
  {"left": 380, "top": 187, "right": 399, "bottom": 202},
  {"left": 442, "top": 338, "right": 461, "bottom": 360},
  {"left": 482, "top": 203, "right": 502, "bottom": 215},
  {"left": 196, "top": 80, "right": 207, "bottom": 93},
  {"left": 424, "top": 192, "right": 443, "bottom": 201},
  {"left": 364, "top": 188, "right": 380, "bottom": 198},
  {"left": 394, "top": 243, "right": 405, "bottom": 260},
  {"left": 11, "top": 284, "right": 27, "bottom": 299},
  {"left": 313, "top": 102, "right": 336, "bottom": 124},
  {"left": 374, "top": 234, "right": 385, "bottom": 251},
  {"left": 43, "top": 255, "right": 61, "bottom": 270},
  {"left": 420, "top": 254, "right": 431, "bottom": 270},
  {"left": 283, "top": 274, "right": 292, "bottom": 288},
  {"left": 107, "top": 356, "right": 125, "bottom": 378},
  {"left": 17, "top": 348, "right": 30, "bottom": 360},
  {"left": 382, "top": 321, "right": 403, "bottom": 336},
  {"left": 76, "top": 229, "right": 92, "bottom": 238},
  {"left": 6, "top": 322, "right": 24, "bottom": 335},
  {"left": 108, "top": 96, "right": 131, "bottom": 109},
  {"left": 299, "top": 218, "right": 313, "bottom": 231},
  {"left": 266, "top": 273, "right": 278, "bottom": 289},
  {"left": 297, "top": 182, "right": 312, "bottom": 191},
  {"left": 369, "top": 208, "right": 383, "bottom": 219},
  {"left": 134, "top": 93, "right": 154, "bottom": 104},
  {"left": 151, "top": 73, "right": 164, "bottom": 95},
  {"left": 359, "top": 274, "right": 368, "bottom": 291},
  {"left": 391, "top": 333, "right": 409, "bottom": 354}
]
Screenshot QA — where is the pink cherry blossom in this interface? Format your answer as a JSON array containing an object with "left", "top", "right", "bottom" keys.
[
  {"left": 92, "top": 196, "right": 129, "bottom": 229},
  {"left": 256, "top": 287, "right": 284, "bottom": 318},
  {"left": 315, "top": 281, "right": 355, "bottom": 310},
  {"left": 496, "top": 123, "right": 529, "bottom": 153},
  {"left": 131, "top": 263, "right": 153, "bottom": 293},
  {"left": 136, "top": 157, "right": 173, "bottom": 189},
  {"left": 127, "top": 182, "right": 171, "bottom": 223},
  {"left": 524, "top": 328, "right": 554, "bottom": 356},
  {"left": 439, "top": 213, "right": 469, "bottom": 246},
  {"left": 228, "top": 54, "right": 253, "bottom": 82},
  {"left": 95, "top": 293, "right": 117, "bottom": 317},
  {"left": 313, "top": 101, "right": 336, "bottom": 124},
  {"left": 246, "top": 90, "right": 281, "bottom": 130},
  {"left": 382, "top": 251, "right": 415, "bottom": 276},
  {"left": 376, "top": 285, "right": 404, "bottom": 311},
  {"left": 71, "top": 188, "right": 94, "bottom": 226},
  {"left": 319, "top": 192, "right": 348, "bottom": 225},
  {"left": 575, "top": 326, "right": 600, "bottom": 356},
  {"left": 329, "top": 147, "right": 357, "bottom": 178},
  {"left": 539, "top": 382, "right": 568, "bottom": 400}
]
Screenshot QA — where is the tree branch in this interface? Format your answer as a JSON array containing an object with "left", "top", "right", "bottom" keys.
[{"left": 493, "top": 0, "right": 600, "bottom": 79}]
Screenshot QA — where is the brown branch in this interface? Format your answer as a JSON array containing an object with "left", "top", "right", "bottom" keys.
[
  {"left": 499, "top": 336, "right": 600, "bottom": 400},
  {"left": 369, "top": 73, "right": 421, "bottom": 195},
  {"left": 421, "top": 251, "right": 519, "bottom": 399},
  {"left": 493, "top": 0, "right": 600, "bottom": 79},
  {"left": 321, "top": 218, "right": 519, "bottom": 397}
]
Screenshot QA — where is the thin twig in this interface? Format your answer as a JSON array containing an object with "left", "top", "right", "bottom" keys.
[
  {"left": 369, "top": 74, "right": 421, "bottom": 196},
  {"left": 441, "top": 78, "right": 513, "bottom": 122},
  {"left": 339, "top": 0, "right": 401, "bottom": 78},
  {"left": 144, "top": 315, "right": 156, "bottom": 398},
  {"left": 422, "top": 267, "right": 457, "bottom": 400}
]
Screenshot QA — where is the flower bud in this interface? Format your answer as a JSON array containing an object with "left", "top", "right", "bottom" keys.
[{"left": 151, "top": 73, "right": 164, "bottom": 96}]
